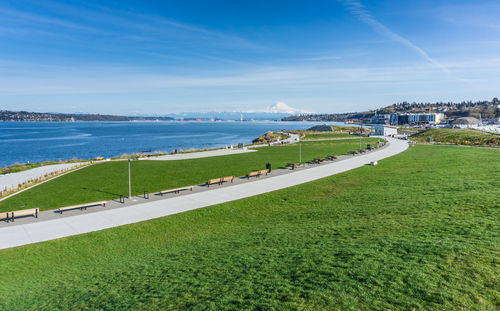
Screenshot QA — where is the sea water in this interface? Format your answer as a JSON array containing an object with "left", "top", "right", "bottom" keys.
[{"left": 0, "top": 121, "right": 355, "bottom": 167}]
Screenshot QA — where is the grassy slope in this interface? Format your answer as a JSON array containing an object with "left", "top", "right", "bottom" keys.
[
  {"left": 0, "top": 138, "right": 378, "bottom": 212},
  {"left": 412, "top": 128, "right": 500, "bottom": 146},
  {"left": 0, "top": 145, "right": 498, "bottom": 310}
]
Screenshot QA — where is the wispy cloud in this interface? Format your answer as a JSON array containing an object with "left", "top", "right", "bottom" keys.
[
  {"left": 337, "top": 0, "right": 467, "bottom": 81},
  {"left": 0, "top": 2, "right": 262, "bottom": 54},
  {"left": 0, "top": 7, "right": 103, "bottom": 34},
  {"left": 0, "top": 57, "right": 490, "bottom": 95},
  {"left": 2, "top": 1, "right": 260, "bottom": 50},
  {"left": 302, "top": 55, "right": 342, "bottom": 61}
]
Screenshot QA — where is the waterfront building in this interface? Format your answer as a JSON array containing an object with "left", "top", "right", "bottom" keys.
[
  {"left": 389, "top": 113, "right": 444, "bottom": 125},
  {"left": 370, "top": 114, "right": 391, "bottom": 124}
]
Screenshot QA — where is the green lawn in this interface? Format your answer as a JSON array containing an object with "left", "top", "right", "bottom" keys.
[
  {"left": 0, "top": 138, "right": 379, "bottom": 212},
  {"left": 412, "top": 128, "right": 500, "bottom": 146},
  {"left": 0, "top": 145, "right": 498, "bottom": 310}
]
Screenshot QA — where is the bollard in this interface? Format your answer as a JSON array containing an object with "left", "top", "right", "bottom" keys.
[{"left": 266, "top": 162, "right": 272, "bottom": 173}]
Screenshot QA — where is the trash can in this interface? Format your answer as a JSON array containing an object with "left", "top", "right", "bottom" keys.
[{"left": 266, "top": 162, "right": 271, "bottom": 173}]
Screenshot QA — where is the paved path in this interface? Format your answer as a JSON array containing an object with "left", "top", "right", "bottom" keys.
[
  {"left": 0, "top": 138, "right": 408, "bottom": 250},
  {"left": 303, "top": 137, "right": 369, "bottom": 142},
  {"left": 145, "top": 148, "right": 256, "bottom": 161},
  {"left": 0, "top": 163, "right": 84, "bottom": 193},
  {"left": 248, "top": 132, "right": 300, "bottom": 148}
]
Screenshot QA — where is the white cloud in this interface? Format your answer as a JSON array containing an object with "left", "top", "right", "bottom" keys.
[{"left": 338, "top": 0, "right": 467, "bottom": 81}]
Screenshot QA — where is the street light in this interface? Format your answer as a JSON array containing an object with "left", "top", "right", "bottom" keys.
[
  {"left": 128, "top": 158, "right": 132, "bottom": 199},
  {"left": 299, "top": 138, "right": 302, "bottom": 164},
  {"left": 359, "top": 120, "right": 362, "bottom": 151},
  {"left": 127, "top": 157, "right": 139, "bottom": 199}
]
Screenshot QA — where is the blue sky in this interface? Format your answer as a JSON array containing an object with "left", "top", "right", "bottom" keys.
[{"left": 0, "top": 0, "right": 499, "bottom": 115}]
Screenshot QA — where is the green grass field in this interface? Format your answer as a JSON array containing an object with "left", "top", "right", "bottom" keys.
[
  {"left": 412, "top": 128, "right": 500, "bottom": 146},
  {"left": 0, "top": 138, "right": 378, "bottom": 212},
  {"left": 0, "top": 145, "right": 498, "bottom": 310}
]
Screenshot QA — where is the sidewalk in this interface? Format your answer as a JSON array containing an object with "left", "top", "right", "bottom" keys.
[
  {"left": 0, "top": 162, "right": 84, "bottom": 193},
  {"left": 145, "top": 148, "right": 257, "bottom": 161},
  {"left": 0, "top": 138, "right": 408, "bottom": 250}
]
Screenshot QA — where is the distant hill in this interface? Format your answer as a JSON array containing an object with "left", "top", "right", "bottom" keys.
[
  {"left": 0, "top": 109, "right": 291, "bottom": 122},
  {"left": 0, "top": 110, "right": 174, "bottom": 122},
  {"left": 163, "top": 111, "right": 292, "bottom": 120},
  {"left": 282, "top": 98, "right": 500, "bottom": 122}
]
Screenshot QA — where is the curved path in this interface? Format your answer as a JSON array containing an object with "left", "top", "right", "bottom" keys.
[
  {"left": 0, "top": 138, "right": 408, "bottom": 250},
  {"left": 0, "top": 163, "right": 84, "bottom": 194},
  {"left": 145, "top": 148, "right": 257, "bottom": 161}
]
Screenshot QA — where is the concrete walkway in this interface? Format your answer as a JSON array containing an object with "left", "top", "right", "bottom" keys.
[
  {"left": 0, "top": 138, "right": 408, "bottom": 250},
  {"left": 145, "top": 148, "right": 257, "bottom": 161},
  {"left": 0, "top": 162, "right": 84, "bottom": 193}
]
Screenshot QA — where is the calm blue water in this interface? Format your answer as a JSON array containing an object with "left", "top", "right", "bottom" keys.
[{"left": 0, "top": 121, "right": 357, "bottom": 167}]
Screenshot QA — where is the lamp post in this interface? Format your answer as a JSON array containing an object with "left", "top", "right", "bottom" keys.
[
  {"left": 128, "top": 158, "right": 132, "bottom": 199},
  {"left": 298, "top": 136, "right": 302, "bottom": 165},
  {"left": 359, "top": 121, "right": 362, "bottom": 151}
]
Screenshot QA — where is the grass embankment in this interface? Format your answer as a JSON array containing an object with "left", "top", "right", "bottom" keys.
[
  {"left": 0, "top": 145, "right": 498, "bottom": 310},
  {"left": 412, "top": 128, "right": 500, "bottom": 146},
  {"left": 0, "top": 138, "right": 379, "bottom": 212},
  {"left": 398, "top": 127, "right": 421, "bottom": 135},
  {"left": 252, "top": 131, "right": 289, "bottom": 144}
]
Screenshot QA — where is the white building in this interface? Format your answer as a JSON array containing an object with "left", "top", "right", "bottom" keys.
[{"left": 374, "top": 125, "right": 398, "bottom": 136}]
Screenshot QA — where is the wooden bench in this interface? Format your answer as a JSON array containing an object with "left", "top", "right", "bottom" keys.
[
  {"left": 247, "top": 169, "right": 269, "bottom": 178},
  {"left": 57, "top": 201, "right": 106, "bottom": 213},
  {"left": 247, "top": 171, "right": 260, "bottom": 178},
  {"left": 0, "top": 212, "right": 11, "bottom": 222},
  {"left": 207, "top": 178, "right": 222, "bottom": 187},
  {"left": 159, "top": 185, "right": 194, "bottom": 196},
  {"left": 258, "top": 169, "right": 269, "bottom": 176},
  {"left": 11, "top": 208, "right": 39, "bottom": 221},
  {"left": 221, "top": 176, "right": 234, "bottom": 183},
  {"left": 312, "top": 158, "right": 325, "bottom": 164}
]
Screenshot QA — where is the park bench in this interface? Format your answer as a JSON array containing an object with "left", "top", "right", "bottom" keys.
[
  {"left": 10, "top": 208, "right": 39, "bottom": 221},
  {"left": 312, "top": 158, "right": 325, "bottom": 164},
  {"left": 247, "top": 171, "right": 260, "bottom": 178},
  {"left": 159, "top": 185, "right": 194, "bottom": 196},
  {"left": 258, "top": 169, "right": 269, "bottom": 176},
  {"left": 247, "top": 169, "right": 269, "bottom": 178},
  {"left": 221, "top": 176, "right": 235, "bottom": 184},
  {"left": 207, "top": 178, "right": 222, "bottom": 187},
  {"left": 0, "top": 212, "right": 11, "bottom": 222},
  {"left": 57, "top": 201, "right": 106, "bottom": 213}
]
